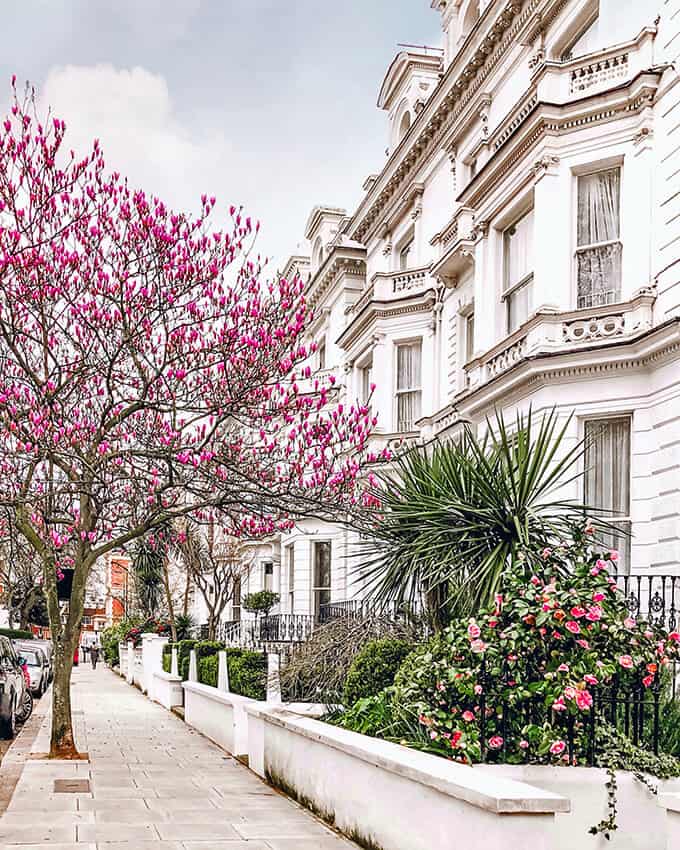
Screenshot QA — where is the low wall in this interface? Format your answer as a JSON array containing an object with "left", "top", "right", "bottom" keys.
[
  {"left": 152, "top": 670, "right": 183, "bottom": 710},
  {"left": 245, "top": 705, "right": 568, "bottom": 850},
  {"left": 661, "top": 793, "right": 680, "bottom": 847},
  {"left": 476, "top": 764, "right": 680, "bottom": 850},
  {"left": 183, "top": 681, "right": 255, "bottom": 757}
]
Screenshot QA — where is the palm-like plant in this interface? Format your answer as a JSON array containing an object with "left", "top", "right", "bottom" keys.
[
  {"left": 132, "top": 540, "right": 165, "bottom": 618},
  {"left": 356, "top": 408, "right": 604, "bottom": 629}
]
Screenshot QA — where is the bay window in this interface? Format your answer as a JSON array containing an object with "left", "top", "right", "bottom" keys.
[
  {"left": 396, "top": 341, "right": 422, "bottom": 432},
  {"left": 576, "top": 167, "right": 622, "bottom": 309},
  {"left": 503, "top": 208, "right": 534, "bottom": 334},
  {"left": 584, "top": 417, "right": 631, "bottom": 573}
]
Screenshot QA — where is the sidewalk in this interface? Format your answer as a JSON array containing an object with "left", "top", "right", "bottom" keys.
[{"left": 0, "top": 664, "right": 358, "bottom": 849}]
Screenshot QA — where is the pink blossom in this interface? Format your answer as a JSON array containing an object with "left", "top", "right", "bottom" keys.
[
  {"left": 576, "top": 639, "right": 590, "bottom": 650},
  {"left": 467, "top": 622, "right": 481, "bottom": 640},
  {"left": 642, "top": 674, "right": 654, "bottom": 688},
  {"left": 565, "top": 621, "right": 581, "bottom": 634},
  {"left": 470, "top": 639, "right": 487, "bottom": 654},
  {"left": 557, "top": 663, "right": 569, "bottom": 673},
  {"left": 462, "top": 710, "right": 475, "bottom": 722},
  {"left": 584, "top": 674, "right": 598, "bottom": 685},
  {"left": 570, "top": 607, "right": 586, "bottom": 619},
  {"left": 575, "top": 690, "right": 593, "bottom": 710},
  {"left": 488, "top": 736, "right": 504, "bottom": 750},
  {"left": 519, "top": 739, "right": 529, "bottom": 749},
  {"left": 550, "top": 740, "right": 566, "bottom": 755},
  {"left": 619, "top": 655, "right": 634, "bottom": 669}
]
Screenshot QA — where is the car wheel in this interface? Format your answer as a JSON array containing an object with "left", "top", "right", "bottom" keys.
[
  {"left": 0, "top": 694, "right": 16, "bottom": 739},
  {"left": 16, "top": 689, "right": 33, "bottom": 724}
]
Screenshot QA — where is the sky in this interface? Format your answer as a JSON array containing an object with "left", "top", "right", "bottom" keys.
[{"left": 0, "top": 1, "right": 441, "bottom": 268}]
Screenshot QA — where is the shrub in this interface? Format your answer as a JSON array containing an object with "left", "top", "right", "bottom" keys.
[
  {"left": 199, "top": 654, "right": 219, "bottom": 687},
  {"left": 229, "top": 650, "right": 267, "bottom": 700},
  {"left": 176, "top": 639, "right": 198, "bottom": 680},
  {"left": 196, "top": 640, "right": 223, "bottom": 659},
  {"left": 100, "top": 618, "right": 142, "bottom": 665},
  {"left": 343, "top": 638, "right": 413, "bottom": 706},
  {"left": 0, "top": 627, "right": 33, "bottom": 640},
  {"left": 242, "top": 590, "right": 280, "bottom": 616}
]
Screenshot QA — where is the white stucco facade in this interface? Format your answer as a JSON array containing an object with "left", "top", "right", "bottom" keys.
[{"left": 221, "top": 0, "right": 680, "bottom": 624}]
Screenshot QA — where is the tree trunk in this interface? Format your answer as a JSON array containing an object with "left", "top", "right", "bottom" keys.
[
  {"left": 50, "top": 637, "right": 79, "bottom": 758},
  {"left": 162, "top": 557, "right": 177, "bottom": 642},
  {"left": 207, "top": 610, "right": 216, "bottom": 641}
]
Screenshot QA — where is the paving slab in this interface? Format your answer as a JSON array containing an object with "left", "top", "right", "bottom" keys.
[{"left": 0, "top": 666, "right": 360, "bottom": 850}]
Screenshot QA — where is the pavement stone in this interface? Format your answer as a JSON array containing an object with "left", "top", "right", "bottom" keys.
[{"left": 0, "top": 665, "right": 360, "bottom": 850}]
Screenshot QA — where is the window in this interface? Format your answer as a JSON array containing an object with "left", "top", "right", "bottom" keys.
[
  {"left": 396, "top": 341, "right": 422, "bottom": 432},
  {"left": 360, "top": 358, "right": 373, "bottom": 405},
  {"left": 584, "top": 418, "right": 631, "bottom": 573},
  {"left": 233, "top": 577, "right": 241, "bottom": 622},
  {"left": 286, "top": 545, "right": 295, "bottom": 613},
  {"left": 465, "top": 312, "right": 475, "bottom": 363},
  {"left": 503, "top": 209, "right": 534, "bottom": 334},
  {"left": 312, "top": 542, "right": 331, "bottom": 616},
  {"left": 576, "top": 167, "right": 622, "bottom": 309},
  {"left": 562, "top": 15, "right": 600, "bottom": 61},
  {"left": 317, "top": 337, "right": 326, "bottom": 371},
  {"left": 82, "top": 616, "right": 92, "bottom": 627},
  {"left": 398, "top": 236, "right": 414, "bottom": 271},
  {"left": 263, "top": 561, "right": 274, "bottom": 592}
]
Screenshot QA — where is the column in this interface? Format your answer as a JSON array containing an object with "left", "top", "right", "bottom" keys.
[{"left": 532, "top": 155, "right": 570, "bottom": 313}]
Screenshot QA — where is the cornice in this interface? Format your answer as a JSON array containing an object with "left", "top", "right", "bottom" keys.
[
  {"left": 349, "top": 0, "right": 559, "bottom": 243},
  {"left": 337, "top": 291, "right": 438, "bottom": 351},
  {"left": 305, "top": 248, "right": 367, "bottom": 310},
  {"left": 458, "top": 71, "right": 661, "bottom": 210}
]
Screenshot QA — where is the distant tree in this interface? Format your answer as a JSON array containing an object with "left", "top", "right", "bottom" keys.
[
  {"left": 0, "top": 512, "right": 47, "bottom": 630},
  {"left": 243, "top": 589, "right": 280, "bottom": 618},
  {"left": 0, "top": 83, "right": 381, "bottom": 758}
]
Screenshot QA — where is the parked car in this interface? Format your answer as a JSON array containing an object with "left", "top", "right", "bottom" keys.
[
  {"left": 13, "top": 643, "right": 48, "bottom": 696},
  {"left": 14, "top": 657, "right": 33, "bottom": 724},
  {"left": 0, "top": 636, "right": 27, "bottom": 738},
  {"left": 30, "top": 639, "right": 53, "bottom": 682}
]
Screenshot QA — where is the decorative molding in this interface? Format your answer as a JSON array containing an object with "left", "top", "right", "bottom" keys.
[
  {"left": 479, "top": 93, "right": 492, "bottom": 139},
  {"left": 531, "top": 154, "right": 560, "bottom": 181},
  {"left": 528, "top": 47, "right": 545, "bottom": 70}
]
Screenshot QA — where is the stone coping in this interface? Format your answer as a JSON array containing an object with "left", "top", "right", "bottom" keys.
[
  {"left": 245, "top": 704, "right": 570, "bottom": 815},
  {"left": 152, "top": 669, "right": 181, "bottom": 683},
  {"left": 182, "top": 680, "right": 258, "bottom": 707},
  {"left": 660, "top": 792, "right": 680, "bottom": 813}
]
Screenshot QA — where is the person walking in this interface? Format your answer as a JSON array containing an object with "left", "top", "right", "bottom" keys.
[{"left": 90, "top": 645, "right": 99, "bottom": 669}]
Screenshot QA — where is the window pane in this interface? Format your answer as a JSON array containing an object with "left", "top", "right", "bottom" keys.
[
  {"left": 318, "top": 339, "right": 326, "bottom": 370},
  {"left": 397, "top": 343, "right": 421, "bottom": 391},
  {"left": 465, "top": 313, "right": 475, "bottom": 362},
  {"left": 314, "top": 542, "right": 331, "bottom": 589},
  {"left": 361, "top": 360, "right": 373, "bottom": 404},
  {"left": 507, "top": 279, "right": 532, "bottom": 333},
  {"left": 397, "top": 390, "right": 421, "bottom": 432},
  {"left": 504, "top": 209, "right": 534, "bottom": 291},
  {"left": 399, "top": 239, "right": 413, "bottom": 270},
  {"left": 577, "top": 243, "right": 622, "bottom": 308},
  {"left": 577, "top": 169, "right": 620, "bottom": 247}
]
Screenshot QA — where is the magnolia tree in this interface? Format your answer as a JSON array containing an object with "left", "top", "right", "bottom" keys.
[{"left": 0, "top": 83, "right": 383, "bottom": 757}]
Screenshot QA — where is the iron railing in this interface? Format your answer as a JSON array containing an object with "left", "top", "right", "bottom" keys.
[{"left": 613, "top": 573, "right": 680, "bottom": 630}]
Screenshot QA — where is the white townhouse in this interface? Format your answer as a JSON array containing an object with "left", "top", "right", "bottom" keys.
[{"left": 220, "top": 0, "right": 680, "bottom": 631}]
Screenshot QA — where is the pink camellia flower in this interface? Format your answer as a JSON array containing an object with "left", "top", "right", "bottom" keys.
[
  {"left": 564, "top": 686, "right": 577, "bottom": 700},
  {"left": 519, "top": 739, "right": 529, "bottom": 749},
  {"left": 488, "top": 617, "right": 499, "bottom": 628},
  {"left": 467, "top": 622, "right": 481, "bottom": 640},
  {"left": 609, "top": 550, "right": 619, "bottom": 561},
  {"left": 584, "top": 674, "right": 598, "bottom": 685},
  {"left": 462, "top": 710, "right": 475, "bottom": 722},
  {"left": 488, "top": 736, "right": 504, "bottom": 750},
  {"left": 576, "top": 639, "right": 590, "bottom": 650},
  {"left": 624, "top": 617, "right": 636, "bottom": 629},
  {"left": 530, "top": 575, "right": 542, "bottom": 587},
  {"left": 586, "top": 606, "right": 602, "bottom": 622},
  {"left": 541, "top": 547, "right": 552, "bottom": 560},
  {"left": 470, "top": 639, "right": 487, "bottom": 654},
  {"left": 565, "top": 621, "right": 581, "bottom": 634},
  {"left": 592, "top": 592, "right": 605, "bottom": 602},
  {"left": 619, "top": 655, "right": 634, "bottom": 669},
  {"left": 575, "top": 690, "right": 593, "bottom": 711},
  {"left": 669, "top": 632, "right": 680, "bottom": 644},
  {"left": 570, "top": 607, "right": 586, "bottom": 619},
  {"left": 642, "top": 674, "right": 654, "bottom": 688},
  {"left": 552, "top": 698, "right": 567, "bottom": 712},
  {"left": 474, "top": 684, "right": 483, "bottom": 695},
  {"left": 557, "top": 663, "right": 569, "bottom": 673},
  {"left": 550, "top": 740, "right": 566, "bottom": 755},
  {"left": 430, "top": 731, "right": 438, "bottom": 740}
]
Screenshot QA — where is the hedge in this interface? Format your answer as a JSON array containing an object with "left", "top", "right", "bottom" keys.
[
  {"left": 158, "top": 639, "right": 267, "bottom": 699},
  {"left": 0, "top": 627, "right": 33, "bottom": 640},
  {"left": 343, "top": 638, "right": 413, "bottom": 707}
]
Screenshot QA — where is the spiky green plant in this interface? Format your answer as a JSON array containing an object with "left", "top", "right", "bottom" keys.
[
  {"left": 131, "top": 540, "right": 165, "bottom": 618},
  {"left": 356, "top": 408, "right": 608, "bottom": 628}
]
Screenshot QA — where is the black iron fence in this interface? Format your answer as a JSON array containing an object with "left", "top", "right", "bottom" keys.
[{"left": 614, "top": 573, "right": 680, "bottom": 631}]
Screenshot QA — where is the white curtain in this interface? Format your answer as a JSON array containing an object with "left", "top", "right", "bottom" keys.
[
  {"left": 397, "top": 343, "right": 422, "bottom": 431},
  {"left": 577, "top": 169, "right": 621, "bottom": 308},
  {"left": 584, "top": 418, "right": 631, "bottom": 570}
]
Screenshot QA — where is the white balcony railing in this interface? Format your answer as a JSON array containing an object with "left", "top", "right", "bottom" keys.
[
  {"left": 533, "top": 27, "right": 656, "bottom": 104},
  {"left": 369, "top": 265, "right": 433, "bottom": 300},
  {"left": 463, "top": 288, "right": 655, "bottom": 394}
]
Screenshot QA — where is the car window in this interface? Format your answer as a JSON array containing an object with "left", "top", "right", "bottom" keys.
[{"left": 22, "top": 651, "right": 39, "bottom": 665}]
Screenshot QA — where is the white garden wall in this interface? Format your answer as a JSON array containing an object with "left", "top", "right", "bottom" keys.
[
  {"left": 477, "top": 764, "right": 680, "bottom": 850},
  {"left": 151, "top": 670, "right": 183, "bottom": 710},
  {"left": 245, "top": 704, "right": 568, "bottom": 850},
  {"left": 182, "top": 681, "right": 254, "bottom": 757}
]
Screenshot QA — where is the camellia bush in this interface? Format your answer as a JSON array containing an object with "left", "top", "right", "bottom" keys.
[{"left": 400, "top": 537, "right": 679, "bottom": 764}]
